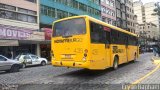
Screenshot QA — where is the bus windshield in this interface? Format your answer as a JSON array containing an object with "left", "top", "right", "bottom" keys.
[{"left": 53, "top": 18, "right": 86, "bottom": 37}]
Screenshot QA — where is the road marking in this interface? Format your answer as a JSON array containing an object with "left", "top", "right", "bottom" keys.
[{"left": 127, "top": 64, "right": 160, "bottom": 90}]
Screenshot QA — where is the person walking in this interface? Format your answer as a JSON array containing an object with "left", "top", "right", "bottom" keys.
[{"left": 153, "top": 45, "right": 159, "bottom": 57}]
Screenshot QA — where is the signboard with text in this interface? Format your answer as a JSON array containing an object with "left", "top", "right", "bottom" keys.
[
  {"left": 0, "top": 24, "right": 33, "bottom": 40},
  {"left": 43, "top": 28, "right": 52, "bottom": 40}
]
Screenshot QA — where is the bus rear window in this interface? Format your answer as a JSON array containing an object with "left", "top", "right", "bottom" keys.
[{"left": 53, "top": 18, "right": 86, "bottom": 37}]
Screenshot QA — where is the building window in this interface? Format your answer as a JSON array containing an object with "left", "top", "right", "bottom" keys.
[
  {"left": 57, "top": 9, "right": 68, "bottom": 19},
  {"left": 0, "top": 3, "right": 16, "bottom": 11},
  {"left": 102, "top": 16, "right": 106, "bottom": 22},
  {"left": 101, "top": 6, "right": 106, "bottom": 13},
  {"left": 116, "top": 9, "right": 121, "bottom": 18},
  {"left": 0, "top": 9, "right": 37, "bottom": 23},
  {"left": 73, "top": 1, "right": 78, "bottom": 8},
  {"left": 101, "top": 0, "right": 105, "bottom": 3},
  {"left": 107, "top": 18, "right": 112, "bottom": 24},
  {"left": 0, "top": 10, "right": 17, "bottom": 20},
  {"left": 0, "top": 3, "right": 37, "bottom": 23},
  {"left": 121, "top": 4, "right": 125, "bottom": 12},
  {"left": 122, "top": 12, "right": 126, "bottom": 20},
  {"left": 91, "top": 0, "right": 100, "bottom": 5},
  {"left": 116, "top": 1, "right": 121, "bottom": 9},
  {"left": 54, "top": 0, "right": 100, "bottom": 16},
  {"left": 41, "top": 5, "right": 77, "bottom": 19},
  {"left": 79, "top": 3, "right": 87, "bottom": 12},
  {"left": 18, "top": 8, "right": 37, "bottom": 15},
  {"left": 25, "top": 0, "right": 37, "bottom": 3},
  {"left": 41, "top": 5, "right": 55, "bottom": 18},
  {"left": 127, "top": 21, "right": 130, "bottom": 25},
  {"left": 111, "top": 10, "right": 115, "bottom": 16},
  {"left": 17, "top": 14, "right": 28, "bottom": 22}
]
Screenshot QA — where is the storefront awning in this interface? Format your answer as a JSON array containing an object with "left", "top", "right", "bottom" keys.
[
  {"left": 0, "top": 40, "right": 19, "bottom": 46},
  {"left": 18, "top": 40, "right": 51, "bottom": 44}
]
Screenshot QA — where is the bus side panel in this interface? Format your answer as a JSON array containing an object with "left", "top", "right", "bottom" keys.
[
  {"left": 90, "top": 44, "right": 109, "bottom": 69},
  {"left": 127, "top": 45, "right": 138, "bottom": 61},
  {"left": 110, "top": 44, "right": 128, "bottom": 65}
]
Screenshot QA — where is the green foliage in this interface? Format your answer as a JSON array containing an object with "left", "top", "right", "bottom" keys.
[{"left": 153, "top": 2, "right": 160, "bottom": 16}]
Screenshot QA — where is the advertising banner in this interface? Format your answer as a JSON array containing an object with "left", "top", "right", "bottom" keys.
[
  {"left": 43, "top": 28, "right": 52, "bottom": 40},
  {"left": 0, "top": 24, "right": 33, "bottom": 40}
]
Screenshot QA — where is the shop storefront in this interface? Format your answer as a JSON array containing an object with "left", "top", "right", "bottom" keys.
[
  {"left": 0, "top": 44, "right": 36, "bottom": 59},
  {"left": 0, "top": 24, "right": 45, "bottom": 59},
  {"left": 40, "top": 44, "right": 51, "bottom": 61},
  {"left": 40, "top": 28, "right": 52, "bottom": 61}
]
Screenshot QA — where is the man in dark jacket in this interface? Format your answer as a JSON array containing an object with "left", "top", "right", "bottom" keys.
[{"left": 153, "top": 45, "right": 160, "bottom": 57}]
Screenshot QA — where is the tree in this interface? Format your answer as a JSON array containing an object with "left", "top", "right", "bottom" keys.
[{"left": 152, "top": 2, "right": 160, "bottom": 16}]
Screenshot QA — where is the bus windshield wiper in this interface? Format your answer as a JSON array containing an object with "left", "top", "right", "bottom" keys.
[{"left": 62, "top": 35, "right": 72, "bottom": 38}]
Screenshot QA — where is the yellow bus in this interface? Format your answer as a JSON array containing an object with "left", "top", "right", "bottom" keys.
[{"left": 51, "top": 15, "right": 139, "bottom": 70}]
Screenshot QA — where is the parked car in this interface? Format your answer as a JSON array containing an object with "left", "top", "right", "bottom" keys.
[
  {"left": 0, "top": 55, "right": 22, "bottom": 72},
  {"left": 15, "top": 54, "right": 48, "bottom": 68}
]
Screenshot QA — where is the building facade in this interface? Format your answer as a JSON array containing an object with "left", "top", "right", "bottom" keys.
[
  {"left": 126, "top": 0, "right": 136, "bottom": 33},
  {"left": 144, "top": 2, "right": 160, "bottom": 36},
  {"left": 136, "top": 22, "right": 158, "bottom": 39},
  {"left": 40, "top": 0, "right": 101, "bottom": 28},
  {"left": 100, "top": 0, "right": 116, "bottom": 26},
  {"left": 136, "top": 22, "right": 158, "bottom": 46},
  {"left": 115, "top": 0, "right": 127, "bottom": 30},
  {"left": 133, "top": 1, "right": 160, "bottom": 40},
  {"left": 133, "top": 1, "right": 144, "bottom": 24},
  {"left": 39, "top": 0, "right": 101, "bottom": 60},
  {"left": 0, "top": 0, "right": 45, "bottom": 59}
]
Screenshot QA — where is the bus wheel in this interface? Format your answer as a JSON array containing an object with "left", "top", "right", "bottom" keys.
[
  {"left": 113, "top": 56, "right": 118, "bottom": 70},
  {"left": 133, "top": 54, "right": 137, "bottom": 62}
]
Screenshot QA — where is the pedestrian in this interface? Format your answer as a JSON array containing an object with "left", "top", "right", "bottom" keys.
[{"left": 153, "top": 45, "right": 159, "bottom": 57}]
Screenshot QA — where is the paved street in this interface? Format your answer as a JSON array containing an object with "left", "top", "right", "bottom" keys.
[{"left": 0, "top": 53, "right": 157, "bottom": 90}]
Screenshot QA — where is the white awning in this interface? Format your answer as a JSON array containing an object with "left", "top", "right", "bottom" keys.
[{"left": 0, "top": 40, "right": 19, "bottom": 46}]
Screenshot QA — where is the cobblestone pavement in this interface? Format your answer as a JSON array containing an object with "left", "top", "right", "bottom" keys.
[
  {"left": 140, "top": 66, "right": 160, "bottom": 84},
  {"left": 0, "top": 53, "right": 156, "bottom": 90}
]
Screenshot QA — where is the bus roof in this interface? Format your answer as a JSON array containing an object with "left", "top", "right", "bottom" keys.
[{"left": 53, "top": 15, "right": 138, "bottom": 37}]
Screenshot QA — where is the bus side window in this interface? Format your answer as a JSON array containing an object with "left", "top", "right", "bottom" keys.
[
  {"left": 125, "top": 34, "right": 129, "bottom": 45},
  {"left": 106, "top": 31, "right": 110, "bottom": 44},
  {"left": 90, "top": 21, "right": 106, "bottom": 43},
  {"left": 111, "top": 30, "right": 118, "bottom": 44}
]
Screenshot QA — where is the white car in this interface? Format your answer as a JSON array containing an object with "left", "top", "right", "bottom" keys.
[
  {"left": 15, "top": 54, "right": 48, "bottom": 68},
  {"left": 0, "top": 55, "right": 22, "bottom": 72}
]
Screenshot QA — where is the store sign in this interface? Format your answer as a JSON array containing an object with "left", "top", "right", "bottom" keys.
[
  {"left": 0, "top": 40, "right": 19, "bottom": 46},
  {"left": 27, "top": 31, "right": 45, "bottom": 41},
  {"left": 43, "top": 28, "right": 52, "bottom": 40},
  {"left": 0, "top": 24, "right": 33, "bottom": 40}
]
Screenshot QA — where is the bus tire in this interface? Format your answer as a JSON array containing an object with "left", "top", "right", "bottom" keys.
[
  {"left": 133, "top": 53, "right": 137, "bottom": 62},
  {"left": 113, "top": 56, "right": 118, "bottom": 70}
]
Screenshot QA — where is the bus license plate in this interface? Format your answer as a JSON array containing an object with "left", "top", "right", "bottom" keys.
[{"left": 65, "top": 55, "right": 71, "bottom": 58}]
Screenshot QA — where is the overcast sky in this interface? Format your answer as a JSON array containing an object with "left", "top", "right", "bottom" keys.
[{"left": 133, "top": 0, "right": 159, "bottom": 4}]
